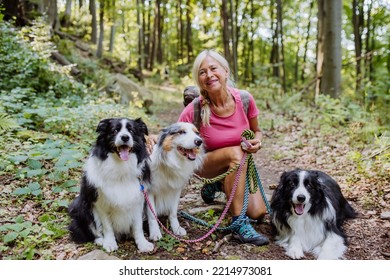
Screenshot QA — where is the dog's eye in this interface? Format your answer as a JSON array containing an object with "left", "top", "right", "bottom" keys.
[
  {"left": 174, "top": 130, "right": 185, "bottom": 135},
  {"left": 306, "top": 183, "right": 316, "bottom": 190},
  {"left": 113, "top": 129, "right": 119, "bottom": 134},
  {"left": 126, "top": 124, "right": 134, "bottom": 133}
]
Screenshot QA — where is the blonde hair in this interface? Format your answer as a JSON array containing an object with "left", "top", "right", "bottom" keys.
[{"left": 192, "top": 49, "right": 235, "bottom": 126}]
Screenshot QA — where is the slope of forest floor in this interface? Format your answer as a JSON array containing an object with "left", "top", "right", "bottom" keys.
[{"left": 47, "top": 89, "right": 389, "bottom": 261}]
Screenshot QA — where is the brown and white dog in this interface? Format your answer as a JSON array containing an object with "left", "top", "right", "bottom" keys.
[{"left": 146, "top": 122, "right": 204, "bottom": 241}]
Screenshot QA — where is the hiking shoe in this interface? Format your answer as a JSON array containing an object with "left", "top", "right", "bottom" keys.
[
  {"left": 232, "top": 216, "right": 269, "bottom": 246},
  {"left": 201, "top": 181, "right": 222, "bottom": 204}
]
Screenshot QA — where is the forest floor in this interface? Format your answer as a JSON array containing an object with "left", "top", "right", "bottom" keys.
[{"left": 59, "top": 92, "right": 389, "bottom": 261}]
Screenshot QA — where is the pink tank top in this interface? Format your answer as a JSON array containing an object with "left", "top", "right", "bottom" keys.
[{"left": 178, "top": 87, "right": 259, "bottom": 151}]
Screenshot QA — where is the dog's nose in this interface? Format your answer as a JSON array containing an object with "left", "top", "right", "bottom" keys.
[
  {"left": 121, "top": 135, "right": 130, "bottom": 142},
  {"left": 297, "top": 194, "right": 306, "bottom": 203},
  {"left": 194, "top": 138, "right": 203, "bottom": 147}
]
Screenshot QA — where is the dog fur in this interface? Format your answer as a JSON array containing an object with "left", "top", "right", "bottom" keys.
[
  {"left": 270, "top": 169, "right": 357, "bottom": 259},
  {"left": 68, "top": 117, "right": 154, "bottom": 253},
  {"left": 145, "top": 122, "right": 204, "bottom": 241}
]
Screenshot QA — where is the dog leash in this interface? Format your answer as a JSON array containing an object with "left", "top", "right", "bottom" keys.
[
  {"left": 178, "top": 130, "right": 272, "bottom": 230},
  {"left": 141, "top": 152, "right": 248, "bottom": 243},
  {"left": 141, "top": 130, "right": 272, "bottom": 243}
]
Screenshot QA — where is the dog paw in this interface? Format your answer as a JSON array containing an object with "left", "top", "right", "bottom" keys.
[
  {"left": 173, "top": 226, "right": 187, "bottom": 236},
  {"left": 102, "top": 239, "right": 118, "bottom": 252},
  {"left": 95, "top": 237, "right": 104, "bottom": 246},
  {"left": 286, "top": 246, "right": 304, "bottom": 259},
  {"left": 137, "top": 240, "right": 154, "bottom": 253},
  {"left": 149, "top": 230, "right": 163, "bottom": 241}
]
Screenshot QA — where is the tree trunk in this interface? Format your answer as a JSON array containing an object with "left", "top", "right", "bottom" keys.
[
  {"left": 89, "top": 0, "right": 97, "bottom": 44},
  {"left": 149, "top": 0, "right": 159, "bottom": 70},
  {"left": 96, "top": 0, "right": 105, "bottom": 58},
  {"left": 321, "top": 0, "right": 342, "bottom": 98},
  {"left": 365, "top": 0, "right": 373, "bottom": 82},
  {"left": 270, "top": 0, "right": 280, "bottom": 79},
  {"left": 277, "top": 0, "right": 286, "bottom": 93},
  {"left": 46, "top": 0, "right": 59, "bottom": 31},
  {"left": 178, "top": 0, "right": 183, "bottom": 61},
  {"left": 315, "top": 0, "right": 325, "bottom": 99},
  {"left": 143, "top": 0, "right": 151, "bottom": 69},
  {"left": 352, "top": 0, "right": 364, "bottom": 97},
  {"left": 62, "top": 0, "right": 72, "bottom": 27},
  {"left": 230, "top": 0, "right": 238, "bottom": 82},
  {"left": 221, "top": 0, "right": 231, "bottom": 64},
  {"left": 302, "top": 0, "right": 314, "bottom": 82},
  {"left": 185, "top": 0, "right": 193, "bottom": 64},
  {"left": 136, "top": 0, "right": 143, "bottom": 75},
  {"left": 156, "top": 0, "right": 164, "bottom": 64}
]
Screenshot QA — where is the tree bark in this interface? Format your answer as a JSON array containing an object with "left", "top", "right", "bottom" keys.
[
  {"left": 221, "top": 0, "right": 231, "bottom": 64},
  {"left": 321, "top": 0, "right": 342, "bottom": 98},
  {"left": 315, "top": 0, "right": 325, "bottom": 99},
  {"left": 352, "top": 0, "right": 364, "bottom": 96},
  {"left": 301, "top": 0, "right": 314, "bottom": 82},
  {"left": 89, "top": 0, "right": 97, "bottom": 44},
  {"left": 185, "top": 0, "right": 193, "bottom": 64},
  {"left": 96, "top": 0, "right": 105, "bottom": 58}
]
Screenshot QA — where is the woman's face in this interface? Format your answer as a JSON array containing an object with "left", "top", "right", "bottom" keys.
[{"left": 198, "top": 56, "right": 228, "bottom": 93}]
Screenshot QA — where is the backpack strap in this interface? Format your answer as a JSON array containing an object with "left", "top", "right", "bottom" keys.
[
  {"left": 192, "top": 90, "right": 251, "bottom": 130},
  {"left": 239, "top": 89, "right": 250, "bottom": 114},
  {"left": 192, "top": 97, "right": 201, "bottom": 130}
]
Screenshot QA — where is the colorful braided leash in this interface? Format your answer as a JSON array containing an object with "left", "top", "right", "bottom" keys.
[{"left": 141, "top": 129, "right": 272, "bottom": 243}]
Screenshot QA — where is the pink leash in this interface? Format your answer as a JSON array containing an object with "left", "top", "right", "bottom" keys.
[{"left": 141, "top": 152, "right": 248, "bottom": 244}]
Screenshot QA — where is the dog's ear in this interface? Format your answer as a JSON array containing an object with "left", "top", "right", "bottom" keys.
[
  {"left": 280, "top": 171, "right": 289, "bottom": 183},
  {"left": 96, "top": 118, "right": 112, "bottom": 133},
  {"left": 135, "top": 118, "right": 148, "bottom": 135}
]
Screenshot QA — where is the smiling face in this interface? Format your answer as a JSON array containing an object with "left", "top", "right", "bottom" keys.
[{"left": 197, "top": 56, "right": 229, "bottom": 93}]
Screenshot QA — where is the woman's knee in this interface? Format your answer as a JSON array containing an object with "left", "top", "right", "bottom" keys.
[{"left": 228, "top": 146, "right": 245, "bottom": 166}]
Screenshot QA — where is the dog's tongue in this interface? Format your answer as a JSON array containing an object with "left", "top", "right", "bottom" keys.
[
  {"left": 118, "top": 146, "right": 130, "bottom": 161},
  {"left": 186, "top": 151, "right": 196, "bottom": 161},
  {"left": 294, "top": 204, "right": 304, "bottom": 215}
]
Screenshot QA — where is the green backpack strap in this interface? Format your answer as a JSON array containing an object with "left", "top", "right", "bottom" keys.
[{"left": 192, "top": 90, "right": 250, "bottom": 130}]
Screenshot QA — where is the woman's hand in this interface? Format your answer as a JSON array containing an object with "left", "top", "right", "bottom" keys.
[
  {"left": 241, "top": 137, "right": 262, "bottom": 153},
  {"left": 146, "top": 134, "right": 158, "bottom": 155}
]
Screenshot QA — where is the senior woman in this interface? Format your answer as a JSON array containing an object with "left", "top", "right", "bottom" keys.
[{"left": 178, "top": 49, "right": 269, "bottom": 246}]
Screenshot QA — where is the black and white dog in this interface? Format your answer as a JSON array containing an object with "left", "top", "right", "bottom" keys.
[
  {"left": 146, "top": 122, "right": 204, "bottom": 241},
  {"left": 68, "top": 118, "right": 154, "bottom": 253},
  {"left": 270, "top": 169, "right": 357, "bottom": 259}
]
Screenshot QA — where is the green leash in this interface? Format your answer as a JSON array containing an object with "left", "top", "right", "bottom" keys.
[{"left": 178, "top": 130, "right": 272, "bottom": 231}]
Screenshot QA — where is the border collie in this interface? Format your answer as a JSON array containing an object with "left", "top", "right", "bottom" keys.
[
  {"left": 68, "top": 117, "right": 154, "bottom": 253},
  {"left": 146, "top": 122, "right": 204, "bottom": 241},
  {"left": 270, "top": 169, "right": 357, "bottom": 259}
]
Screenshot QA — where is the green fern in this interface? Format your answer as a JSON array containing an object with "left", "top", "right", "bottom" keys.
[{"left": 0, "top": 113, "right": 18, "bottom": 132}]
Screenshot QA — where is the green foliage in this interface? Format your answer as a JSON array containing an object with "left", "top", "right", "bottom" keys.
[
  {"left": 157, "top": 234, "right": 181, "bottom": 252},
  {"left": 0, "top": 215, "right": 68, "bottom": 260},
  {"left": 0, "top": 113, "right": 18, "bottom": 132},
  {"left": 0, "top": 20, "right": 88, "bottom": 115},
  {"left": 0, "top": 7, "right": 4, "bottom": 22}
]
